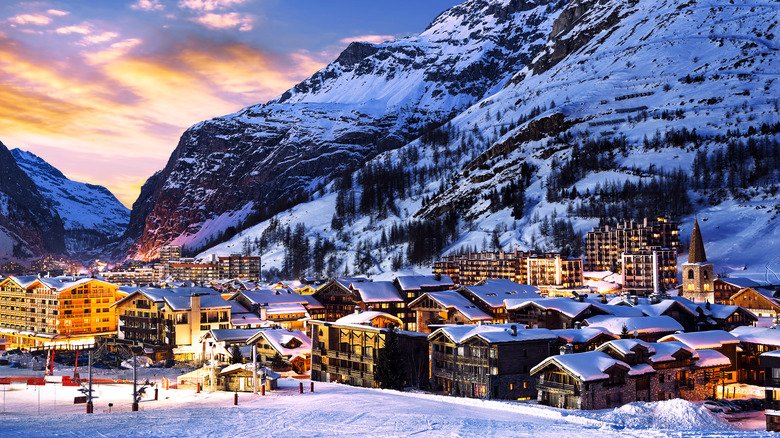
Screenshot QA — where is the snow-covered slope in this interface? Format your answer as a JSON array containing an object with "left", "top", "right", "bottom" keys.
[
  {"left": 11, "top": 149, "right": 130, "bottom": 256},
  {"left": 201, "top": 0, "right": 780, "bottom": 282},
  {"left": 125, "top": 0, "right": 567, "bottom": 260}
]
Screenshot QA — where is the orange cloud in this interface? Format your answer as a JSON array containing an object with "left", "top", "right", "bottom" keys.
[
  {"left": 0, "top": 33, "right": 325, "bottom": 207},
  {"left": 191, "top": 12, "right": 253, "bottom": 31},
  {"left": 339, "top": 35, "right": 395, "bottom": 44}
]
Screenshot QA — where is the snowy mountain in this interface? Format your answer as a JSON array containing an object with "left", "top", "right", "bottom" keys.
[
  {"left": 196, "top": 0, "right": 780, "bottom": 283},
  {"left": 10, "top": 149, "right": 130, "bottom": 256},
  {"left": 124, "top": 0, "right": 568, "bottom": 260},
  {"left": 0, "top": 141, "right": 65, "bottom": 260}
]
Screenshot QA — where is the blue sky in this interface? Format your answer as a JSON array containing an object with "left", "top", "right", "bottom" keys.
[{"left": 0, "top": 0, "right": 461, "bottom": 206}]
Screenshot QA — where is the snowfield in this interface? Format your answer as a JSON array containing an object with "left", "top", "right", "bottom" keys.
[{"left": 0, "top": 364, "right": 770, "bottom": 437}]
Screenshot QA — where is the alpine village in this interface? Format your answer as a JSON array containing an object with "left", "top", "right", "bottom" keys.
[{"left": 1, "top": 0, "right": 780, "bottom": 434}]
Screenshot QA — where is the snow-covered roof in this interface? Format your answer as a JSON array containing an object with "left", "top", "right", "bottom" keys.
[
  {"left": 595, "top": 303, "right": 646, "bottom": 317},
  {"left": 395, "top": 275, "right": 454, "bottom": 291},
  {"left": 717, "top": 277, "right": 761, "bottom": 289},
  {"left": 164, "top": 294, "right": 245, "bottom": 312},
  {"left": 302, "top": 294, "right": 324, "bottom": 309},
  {"left": 236, "top": 289, "right": 309, "bottom": 306},
  {"left": 632, "top": 300, "right": 697, "bottom": 318},
  {"left": 731, "top": 326, "right": 780, "bottom": 346},
  {"left": 505, "top": 298, "right": 599, "bottom": 318},
  {"left": 204, "top": 328, "right": 265, "bottom": 343},
  {"left": 552, "top": 327, "right": 618, "bottom": 344},
  {"left": 585, "top": 315, "right": 684, "bottom": 335},
  {"left": 335, "top": 311, "right": 402, "bottom": 326},
  {"left": 707, "top": 304, "right": 757, "bottom": 320},
  {"left": 430, "top": 324, "right": 556, "bottom": 344},
  {"left": 248, "top": 329, "right": 312, "bottom": 358},
  {"left": 658, "top": 330, "right": 740, "bottom": 349},
  {"left": 230, "top": 312, "right": 264, "bottom": 326},
  {"left": 459, "top": 279, "right": 541, "bottom": 308},
  {"left": 695, "top": 349, "right": 731, "bottom": 368},
  {"left": 410, "top": 291, "right": 492, "bottom": 321},
  {"left": 531, "top": 351, "right": 650, "bottom": 382},
  {"left": 350, "top": 281, "right": 403, "bottom": 303},
  {"left": 648, "top": 341, "right": 697, "bottom": 363},
  {"left": 598, "top": 339, "right": 656, "bottom": 356}
]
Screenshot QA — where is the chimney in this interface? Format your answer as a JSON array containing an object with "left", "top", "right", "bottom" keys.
[
  {"left": 190, "top": 293, "right": 201, "bottom": 330},
  {"left": 435, "top": 272, "right": 441, "bottom": 281},
  {"left": 510, "top": 325, "right": 517, "bottom": 336},
  {"left": 559, "top": 343, "right": 573, "bottom": 355},
  {"left": 354, "top": 305, "right": 361, "bottom": 314},
  {"left": 600, "top": 294, "right": 608, "bottom": 304},
  {"left": 574, "top": 321, "right": 581, "bottom": 330},
  {"left": 630, "top": 295, "right": 638, "bottom": 305},
  {"left": 260, "top": 306, "right": 268, "bottom": 321},
  {"left": 578, "top": 294, "right": 586, "bottom": 302}
]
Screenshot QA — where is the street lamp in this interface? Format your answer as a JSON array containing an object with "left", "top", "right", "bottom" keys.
[{"left": 131, "top": 346, "right": 144, "bottom": 412}]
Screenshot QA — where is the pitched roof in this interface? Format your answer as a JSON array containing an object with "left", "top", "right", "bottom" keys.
[
  {"left": 584, "top": 315, "right": 684, "bottom": 335},
  {"left": 430, "top": 324, "right": 556, "bottom": 344},
  {"left": 395, "top": 275, "right": 454, "bottom": 291},
  {"left": 459, "top": 279, "right": 541, "bottom": 308},
  {"left": 335, "top": 311, "right": 402, "bottom": 326},
  {"left": 688, "top": 219, "right": 707, "bottom": 263},
  {"left": 505, "top": 298, "right": 599, "bottom": 319},
  {"left": 658, "top": 330, "right": 740, "bottom": 349},
  {"left": 410, "top": 291, "right": 492, "bottom": 321},
  {"left": 552, "top": 327, "right": 618, "bottom": 344},
  {"left": 731, "top": 326, "right": 780, "bottom": 346},
  {"left": 350, "top": 281, "right": 403, "bottom": 303},
  {"left": 248, "top": 328, "right": 312, "bottom": 358},
  {"left": 531, "top": 351, "right": 647, "bottom": 382}
]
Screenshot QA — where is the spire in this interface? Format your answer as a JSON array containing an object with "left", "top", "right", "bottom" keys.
[{"left": 688, "top": 219, "right": 707, "bottom": 263}]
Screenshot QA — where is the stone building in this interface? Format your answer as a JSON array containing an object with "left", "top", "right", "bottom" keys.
[
  {"left": 681, "top": 219, "right": 714, "bottom": 303},
  {"left": 531, "top": 339, "right": 729, "bottom": 409}
]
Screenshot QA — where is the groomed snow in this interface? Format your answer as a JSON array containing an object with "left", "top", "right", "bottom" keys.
[{"left": 0, "top": 361, "right": 761, "bottom": 437}]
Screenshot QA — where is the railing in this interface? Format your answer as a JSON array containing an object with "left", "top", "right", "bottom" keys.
[
  {"left": 119, "top": 315, "right": 161, "bottom": 324},
  {"left": 537, "top": 379, "right": 579, "bottom": 394},
  {"left": 324, "top": 350, "right": 375, "bottom": 364},
  {"left": 766, "top": 377, "right": 780, "bottom": 388}
]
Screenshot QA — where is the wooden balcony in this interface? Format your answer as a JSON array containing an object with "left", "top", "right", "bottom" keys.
[
  {"left": 537, "top": 379, "right": 578, "bottom": 395},
  {"left": 324, "top": 350, "right": 375, "bottom": 365}
]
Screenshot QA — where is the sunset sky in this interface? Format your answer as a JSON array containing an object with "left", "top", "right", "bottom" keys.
[{"left": 0, "top": 0, "right": 460, "bottom": 208}]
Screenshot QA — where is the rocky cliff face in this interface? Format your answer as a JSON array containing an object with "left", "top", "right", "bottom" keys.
[
  {"left": 0, "top": 142, "right": 65, "bottom": 259},
  {"left": 125, "top": 0, "right": 567, "bottom": 260}
]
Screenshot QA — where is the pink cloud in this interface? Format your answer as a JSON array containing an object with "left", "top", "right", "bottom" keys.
[
  {"left": 131, "top": 0, "right": 165, "bottom": 12},
  {"left": 56, "top": 25, "right": 90, "bottom": 35},
  {"left": 9, "top": 14, "right": 52, "bottom": 26},
  {"left": 191, "top": 12, "right": 253, "bottom": 31},
  {"left": 339, "top": 34, "right": 395, "bottom": 44},
  {"left": 178, "top": 0, "right": 249, "bottom": 12},
  {"left": 47, "top": 10, "right": 70, "bottom": 17},
  {"left": 80, "top": 31, "right": 119, "bottom": 46}
]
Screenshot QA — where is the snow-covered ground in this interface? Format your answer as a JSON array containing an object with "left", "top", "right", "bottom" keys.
[{"left": 0, "top": 363, "right": 771, "bottom": 437}]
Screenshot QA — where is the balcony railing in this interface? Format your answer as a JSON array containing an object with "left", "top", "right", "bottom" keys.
[{"left": 537, "top": 379, "right": 579, "bottom": 395}]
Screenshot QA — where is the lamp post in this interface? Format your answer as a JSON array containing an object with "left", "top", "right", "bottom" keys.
[{"left": 131, "top": 346, "right": 144, "bottom": 412}]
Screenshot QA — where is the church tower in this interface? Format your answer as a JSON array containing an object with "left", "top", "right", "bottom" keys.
[{"left": 682, "top": 219, "right": 714, "bottom": 303}]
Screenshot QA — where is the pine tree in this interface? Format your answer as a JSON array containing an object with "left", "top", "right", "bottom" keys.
[
  {"left": 374, "top": 325, "right": 405, "bottom": 390},
  {"left": 229, "top": 345, "right": 243, "bottom": 364}
]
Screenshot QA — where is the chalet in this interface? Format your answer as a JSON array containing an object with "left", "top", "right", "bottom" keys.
[
  {"left": 246, "top": 328, "right": 312, "bottom": 373},
  {"left": 760, "top": 350, "right": 780, "bottom": 432},
  {"left": 713, "top": 277, "right": 761, "bottom": 305},
  {"left": 583, "top": 315, "right": 684, "bottom": 342},
  {"left": 531, "top": 339, "right": 729, "bottom": 409},
  {"left": 457, "top": 279, "right": 542, "bottom": 323},
  {"left": 200, "top": 327, "right": 264, "bottom": 363},
  {"left": 308, "top": 278, "right": 370, "bottom": 322},
  {"left": 228, "top": 289, "right": 313, "bottom": 329},
  {"left": 730, "top": 287, "right": 780, "bottom": 318},
  {"left": 658, "top": 330, "right": 740, "bottom": 384},
  {"left": 160, "top": 293, "right": 251, "bottom": 361},
  {"left": 429, "top": 324, "right": 557, "bottom": 400},
  {"left": 505, "top": 297, "right": 609, "bottom": 330},
  {"left": 408, "top": 291, "right": 492, "bottom": 334},
  {"left": 218, "top": 364, "right": 279, "bottom": 392},
  {"left": 310, "top": 311, "right": 428, "bottom": 389},
  {"left": 112, "top": 286, "right": 220, "bottom": 360},
  {"left": 730, "top": 326, "right": 780, "bottom": 384},
  {"left": 348, "top": 281, "right": 409, "bottom": 328},
  {"left": 394, "top": 275, "right": 456, "bottom": 302}
]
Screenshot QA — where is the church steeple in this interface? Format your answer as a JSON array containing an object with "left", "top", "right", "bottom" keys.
[{"left": 688, "top": 219, "right": 707, "bottom": 263}]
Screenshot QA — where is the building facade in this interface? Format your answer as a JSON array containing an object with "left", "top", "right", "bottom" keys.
[
  {"left": 681, "top": 219, "right": 715, "bottom": 303},
  {"left": 585, "top": 217, "right": 680, "bottom": 272}
]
